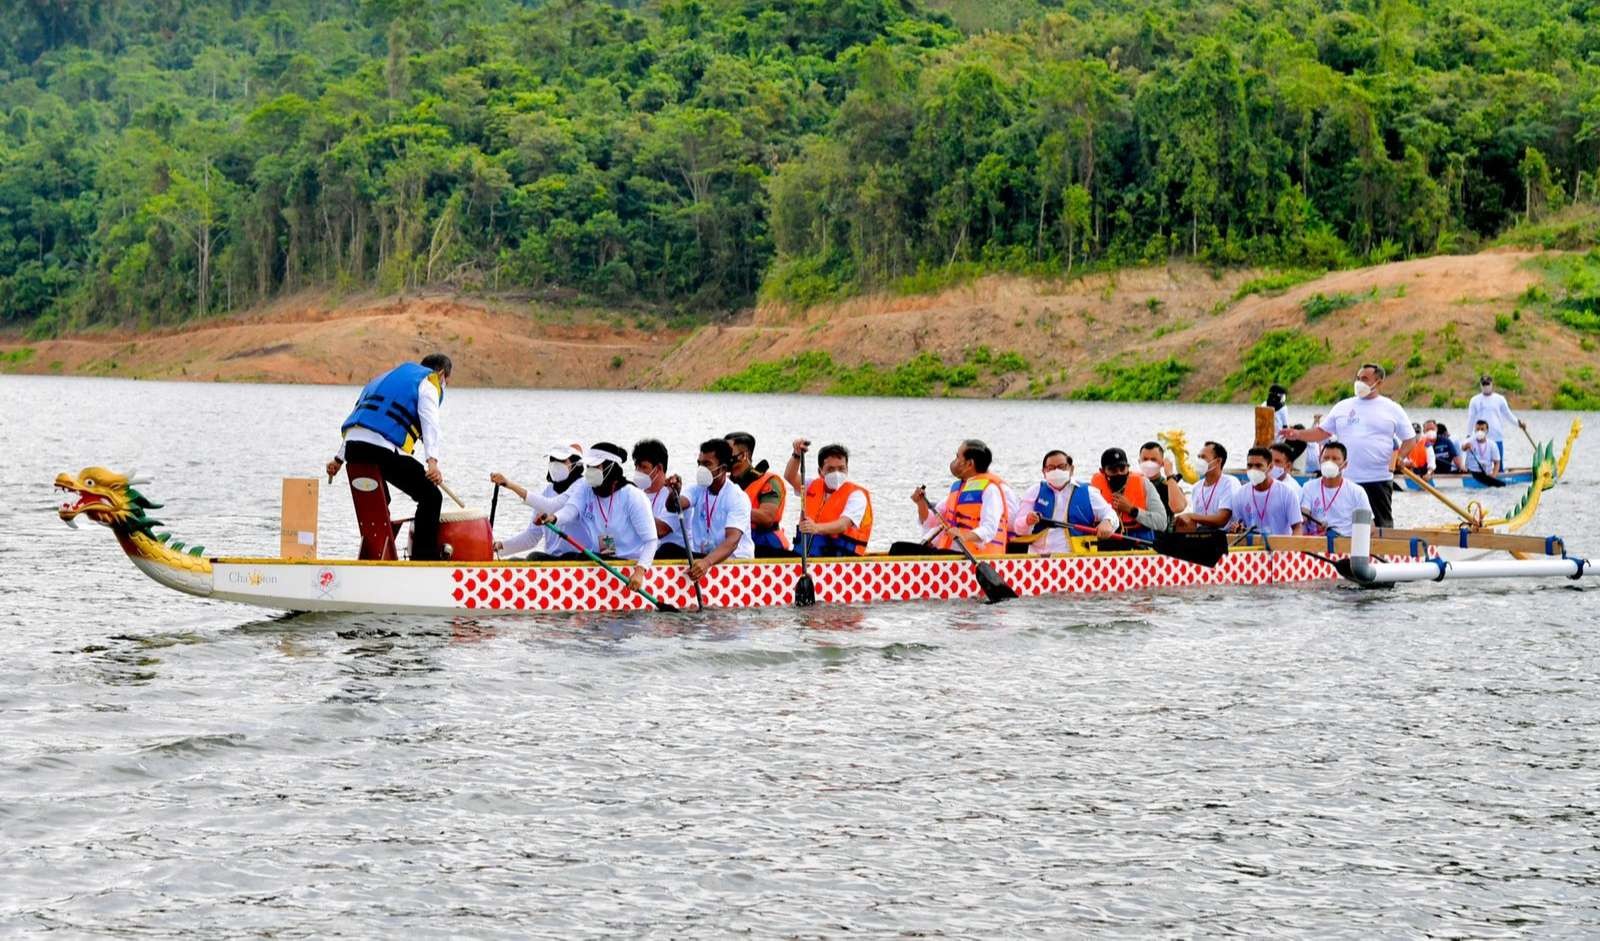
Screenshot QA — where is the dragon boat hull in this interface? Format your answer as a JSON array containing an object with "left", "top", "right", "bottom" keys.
[{"left": 187, "top": 550, "right": 1403, "bottom": 614}]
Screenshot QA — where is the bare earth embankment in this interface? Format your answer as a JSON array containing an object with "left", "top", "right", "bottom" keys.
[{"left": 1, "top": 251, "right": 1588, "bottom": 405}]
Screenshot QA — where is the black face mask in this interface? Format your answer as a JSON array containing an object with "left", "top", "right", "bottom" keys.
[{"left": 1106, "top": 472, "right": 1129, "bottom": 492}]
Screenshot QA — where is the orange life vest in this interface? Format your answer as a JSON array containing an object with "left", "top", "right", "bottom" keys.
[
  {"left": 932, "top": 473, "right": 1010, "bottom": 556},
  {"left": 742, "top": 470, "right": 790, "bottom": 550},
  {"left": 1092, "top": 470, "right": 1147, "bottom": 531},
  {"left": 803, "top": 479, "right": 874, "bottom": 555},
  {"left": 1408, "top": 439, "right": 1430, "bottom": 470}
]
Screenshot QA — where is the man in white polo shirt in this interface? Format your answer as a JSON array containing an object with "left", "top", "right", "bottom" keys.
[
  {"left": 1465, "top": 373, "right": 1527, "bottom": 466},
  {"left": 1285, "top": 362, "right": 1416, "bottom": 528}
]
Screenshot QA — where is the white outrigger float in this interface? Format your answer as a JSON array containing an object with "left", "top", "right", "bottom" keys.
[{"left": 54, "top": 438, "right": 1591, "bottom": 615}]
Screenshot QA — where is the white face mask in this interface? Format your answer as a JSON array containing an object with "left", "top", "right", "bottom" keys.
[
  {"left": 1475, "top": 431, "right": 1488, "bottom": 442},
  {"left": 695, "top": 466, "right": 714, "bottom": 488},
  {"left": 1139, "top": 460, "right": 1162, "bottom": 478},
  {"left": 1320, "top": 460, "right": 1341, "bottom": 479},
  {"left": 1195, "top": 455, "right": 1215, "bottom": 475},
  {"left": 823, "top": 471, "right": 847, "bottom": 491},
  {"left": 548, "top": 460, "right": 571, "bottom": 483},
  {"left": 1425, "top": 430, "right": 1437, "bottom": 441},
  {"left": 631, "top": 471, "right": 654, "bottom": 491},
  {"left": 583, "top": 465, "right": 606, "bottom": 488},
  {"left": 1246, "top": 468, "right": 1268, "bottom": 486},
  {"left": 1044, "top": 468, "right": 1072, "bottom": 488},
  {"left": 1353, "top": 380, "right": 1374, "bottom": 398},
  {"left": 1269, "top": 466, "right": 1286, "bottom": 480},
  {"left": 1481, "top": 385, "right": 1493, "bottom": 395}
]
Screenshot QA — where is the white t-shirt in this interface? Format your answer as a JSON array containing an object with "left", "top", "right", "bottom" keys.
[
  {"left": 645, "top": 486, "right": 685, "bottom": 547},
  {"left": 1226, "top": 481, "right": 1302, "bottom": 536},
  {"left": 557, "top": 484, "right": 660, "bottom": 568},
  {"left": 1462, "top": 437, "right": 1499, "bottom": 473},
  {"left": 1273, "top": 470, "right": 1303, "bottom": 505},
  {"left": 1010, "top": 480, "right": 1117, "bottom": 554},
  {"left": 1466, "top": 392, "right": 1517, "bottom": 442},
  {"left": 1300, "top": 477, "right": 1372, "bottom": 536},
  {"left": 1187, "top": 474, "right": 1242, "bottom": 530},
  {"left": 1318, "top": 395, "right": 1413, "bottom": 484},
  {"left": 683, "top": 482, "right": 755, "bottom": 560}
]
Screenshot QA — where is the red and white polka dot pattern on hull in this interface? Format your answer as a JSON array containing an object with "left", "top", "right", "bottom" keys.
[{"left": 445, "top": 550, "right": 1381, "bottom": 612}]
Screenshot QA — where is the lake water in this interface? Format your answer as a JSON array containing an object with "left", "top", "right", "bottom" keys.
[{"left": 3, "top": 375, "right": 1598, "bottom": 936}]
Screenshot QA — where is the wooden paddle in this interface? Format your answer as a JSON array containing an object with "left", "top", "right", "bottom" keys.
[
  {"left": 671, "top": 489, "right": 705, "bottom": 612},
  {"left": 543, "top": 521, "right": 678, "bottom": 612},
  {"left": 439, "top": 481, "right": 466, "bottom": 509},
  {"left": 1063, "top": 522, "right": 1227, "bottom": 568},
  {"left": 793, "top": 453, "right": 816, "bottom": 608},
  {"left": 932, "top": 519, "right": 1017, "bottom": 603},
  {"left": 1395, "top": 463, "right": 1480, "bottom": 528}
]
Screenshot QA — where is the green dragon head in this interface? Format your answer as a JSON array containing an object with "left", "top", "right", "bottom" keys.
[{"left": 55, "top": 467, "right": 163, "bottom": 534}]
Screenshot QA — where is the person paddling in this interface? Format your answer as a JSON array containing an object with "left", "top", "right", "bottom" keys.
[
  {"left": 1010, "top": 450, "right": 1116, "bottom": 554},
  {"left": 1284, "top": 363, "right": 1416, "bottom": 528},
  {"left": 906, "top": 439, "right": 1011, "bottom": 557},
  {"left": 1461, "top": 419, "right": 1506, "bottom": 487},
  {"left": 491, "top": 443, "right": 587, "bottom": 558},
  {"left": 536, "top": 443, "right": 660, "bottom": 592},
  {"left": 326, "top": 353, "right": 451, "bottom": 561},
  {"left": 1178, "top": 447, "right": 1303, "bottom": 536},
  {"left": 631, "top": 438, "right": 686, "bottom": 559},
  {"left": 725, "top": 431, "right": 791, "bottom": 556},
  {"left": 1092, "top": 447, "right": 1168, "bottom": 543},
  {"left": 784, "top": 440, "right": 874, "bottom": 557},
  {"left": 666, "top": 438, "right": 755, "bottom": 582}
]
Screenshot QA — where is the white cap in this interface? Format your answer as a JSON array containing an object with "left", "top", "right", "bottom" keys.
[
  {"left": 547, "top": 443, "right": 581, "bottom": 461},
  {"left": 584, "top": 445, "right": 627, "bottom": 467}
]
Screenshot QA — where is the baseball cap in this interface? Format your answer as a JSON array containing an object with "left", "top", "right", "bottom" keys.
[{"left": 1100, "top": 447, "right": 1129, "bottom": 469}]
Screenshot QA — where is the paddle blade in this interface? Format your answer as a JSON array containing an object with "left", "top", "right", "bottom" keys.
[
  {"left": 1152, "top": 531, "right": 1227, "bottom": 568},
  {"left": 974, "top": 562, "right": 1018, "bottom": 603},
  {"left": 793, "top": 573, "right": 816, "bottom": 608}
]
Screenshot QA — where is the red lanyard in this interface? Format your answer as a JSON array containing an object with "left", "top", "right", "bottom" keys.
[
  {"left": 1249, "top": 486, "right": 1271, "bottom": 525},
  {"left": 1315, "top": 479, "right": 1344, "bottom": 518},
  {"left": 594, "top": 491, "right": 617, "bottom": 528},
  {"left": 1197, "top": 478, "right": 1222, "bottom": 514},
  {"left": 702, "top": 485, "right": 723, "bottom": 539}
]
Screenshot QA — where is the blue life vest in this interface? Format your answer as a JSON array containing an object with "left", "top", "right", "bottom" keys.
[
  {"left": 1034, "top": 482, "right": 1098, "bottom": 534},
  {"left": 340, "top": 363, "right": 443, "bottom": 453}
]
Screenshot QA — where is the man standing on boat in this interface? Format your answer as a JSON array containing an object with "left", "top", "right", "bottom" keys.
[
  {"left": 1466, "top": 373, "right": 1526, "bottom": 466},
  {"left": 1010, "top": 450, "right": 1117, "bottom": 553},
  {"left": 326, "top": 353, "right": 451, "bottom": 561},
  {"left": 1284, "top": 363, "right": 1416, "bottom": 528},
  {"left": 784, "top": 440, "right": 874, "bottom": 557},
  {"left": 911, "top": 440, "right": 1012, "bottom": 556}
]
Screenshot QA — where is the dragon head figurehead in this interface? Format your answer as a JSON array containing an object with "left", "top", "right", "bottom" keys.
[{"left": 55, "top": 466, "right": 162, "bottom": 533}]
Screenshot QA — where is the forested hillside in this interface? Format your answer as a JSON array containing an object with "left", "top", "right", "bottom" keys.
[{"left": 3, "top": 0, "right": 1599, "bottom": 336}]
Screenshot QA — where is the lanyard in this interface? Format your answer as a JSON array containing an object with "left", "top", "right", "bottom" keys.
[
  {"left": 1249, "top": 485, "right": 1272, "bottom": 526},
  {"left": 594, "top": 491, "right": 616, "bottom": 528},
  {"left": 1196, "top": 478, "right": 1222, "bottom": 514},
  {"left": 701, "top": 485, "right": 723, "bottom": 545},
  {"left": 1314, "top": 479, "right": 1344, "bottom": 518}
]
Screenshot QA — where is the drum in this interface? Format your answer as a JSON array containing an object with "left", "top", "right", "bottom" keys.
[{"left": 435, "top": 507, "right": 494, "bottom": 562}]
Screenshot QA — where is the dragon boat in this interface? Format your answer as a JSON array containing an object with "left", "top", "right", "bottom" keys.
[{"left": 53, "top": 459, "right": 1586, "bottom": 614}]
